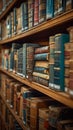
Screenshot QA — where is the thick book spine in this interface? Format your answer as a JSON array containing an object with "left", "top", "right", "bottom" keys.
[
  {"left": 35, "top": 46, "right": 49, "bottom": 54},
  {"left": 34, "top": 0, "right": 39, "bottom": 26},
  {"left": 21, "top": 2, "right": 28, "bottom": 31},
  {"left": 39, "top": 0, "right": 46, "bottom": 23},
  {"left": 13, "top": 8, "right": 17, "bottom": 34},
  {"left": 17, "top": 7, "right": 22, "bottom": 34},
  {"left": 35, "top": 61, "right": 49, "bottom": 68},
  {"left": 65, "top": 0, "right": 73, "bottom": 11},
  {"left": 46, "top": 0, "right": 54, "bottom": 19},
  {"left": 34, "top": 67, "right": 49, "bottom": 74},
  {"left": 53, "top": 34, "right": 69, "bottom": 91},
  {"left": 34, "top": 53, "right": 49, "bottom": 61},
  {"left": 33, "top": 76, "right": 49, "bottom": 86},
  {"left": 33, "top": 72, "right": 49, "bottom": 80},
  {"left": 28, "top": 0, "right": 34, "bottom": 29}
]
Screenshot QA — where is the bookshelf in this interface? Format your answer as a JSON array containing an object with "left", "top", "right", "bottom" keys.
[{"left": 0, "top": 0, "right": 73, "bottom": 130}]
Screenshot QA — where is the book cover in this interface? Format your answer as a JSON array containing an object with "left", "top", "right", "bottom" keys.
[
  {"left": 33, "top": 72, "right": 49, "bottom": 80},
  {"left": 34, "top": 53, "right": 49, "bottom": 61},
  {"left": 35, "top": 46, "right": 49, "bottom": 54}
]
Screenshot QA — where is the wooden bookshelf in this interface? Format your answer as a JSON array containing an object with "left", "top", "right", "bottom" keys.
[
  {"left": 0, "top": 93, "right": 26, "bottom": 130},
  {"left": 0, "top": 9, "right": 73, "bottom": 44},
  {"left": 0, "top": 68, "right": 73, "bottom": 109},
  {"left": 0, "top": 0, "right": 18, "bottom": 20}
]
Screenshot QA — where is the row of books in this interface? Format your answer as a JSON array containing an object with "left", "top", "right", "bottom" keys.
[
  {"left": 0, "top": 74, "right": 73, "bottom": 130},
  {"left": 0, "top": 0, "right": 13, "bottom": 15},
  {"left": 0, "top": 0, "right": 73, "bottom": 40},
  {"left": 1, "top": 28, "right": 73, "bottom": 93},
  {"left": 64, "top": 26, "right": 73, "bottom": 97},
  {"left": 0, "top": 100, "right": 23, "bottom": 130}
]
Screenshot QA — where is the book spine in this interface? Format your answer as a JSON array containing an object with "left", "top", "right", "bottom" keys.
[
  {"left": 34, "top": 0, "right": 39, "bottom": 26},
  {"left": 46, "top": 0, "right": 54, "bottom": 19},
  {"left": 39, "top": 0, "right": 46, "bottom": 23},
  {"left": 13, "top": 8, "right": 17, "bottom": 34},
  {"left": 35, "top": 61, "right": 49, "bottom": 68},
  {"left": 34, "top": 53, "right": 49, "bottom": 61},
  {"left": 65, "top": 0, "right": 73, "bottom": 11},
  {"left": 33, "top": 76, "right": 49, "bottom": 86},
  {"left": 34, "top": 67, "right": 49, "bottom": 74},
  {"left": 33, "top": 72, "right": 49, "bottom": 80},
  {"left": 35, "top": 46, "right": 49, "bottom": 54},
  {"left": 58, "top": 0, "right": 66, "bottom": 15}
]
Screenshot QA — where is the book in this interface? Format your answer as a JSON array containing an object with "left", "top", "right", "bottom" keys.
[
  {"left": 58, "top": 0, "right": 66, "bottom": 15},
  {"left": 33, "top": 75, "right": 49, "bottom": 86},
  {"left": 35, "top": 61, "right": 49, "bottom": 68},
  {"left": 23, "top": 43, "right": 39, "bottom": 78},
  {"left": 35, "top": 46, "right": 49, "bottom": 54},
  {"left": 17, "top": 6, "right": 22, "bottom": 34},
  {"left": 49, "top": 63, "right": 54, "bottom": 89},
  {"left": 34, "top": 0, "right": 39, "bottom": 26},
  {"left": 0, "top": 23, "right": 2, "bottom": 40},
  {"left": 65, "top": 0, "right": 73, "bottom": 11},
  {"left": 34, "top": 67, "right": 49, "bottom": 74},
  {"left": 13, "top": 8, "right": 17, "bottom": 34},
  {"left": 33, "top": 72, "right": 49, "bottom": 80},
  {"left": 34, "top": 53, "right": 49, "bottom": 61},
  {"left": 28, "top": 0, "right": 34, "bottom": 28},
  {"left": 46, "top": 0, "right": 54, "bottom": 19},
  {"left": 29, "top": 97, "right": 55, "bottom": 130},
  {"left": 21, "top": 2, "right": 28, "bottom": 31},
  {"left": 53, "top": 33, "right": 69, "bottom": 91},
  {"left": 39, "top": 0, "right": 46, "bottom": 23},
  {"left": 67, "top": 26, "right": 73, "bottom": 42},
  {"left": 39, "top": 108, "right": 49, "bottom": 130}
]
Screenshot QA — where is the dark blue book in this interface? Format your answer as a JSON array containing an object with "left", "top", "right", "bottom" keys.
[
  {"left": 49, "top": 64, "right": 54, "bottom": 89},
  {"left": 13, "top": 8, "right": 17, "bottom": 34},
  {"left": 34, "top": 53, "right": 49, "bottom": 61},
  {"left": 46, "top": 0, "right": 54, "bottom": 19},
  {"left": 53, "top": 33, "right": 69, "bottom": 91},
  {"left": 34, "top": 67, "right": 49, "bottom": 74},
  {"left": 21, "top": 2, "right": 28, "bottom": 31}
]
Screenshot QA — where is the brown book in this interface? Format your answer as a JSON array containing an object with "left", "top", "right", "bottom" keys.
[
  {"left": 0, "top": 0, "right": 3, "bottom": 14},
  {"left": 17, "top": 7, "right": 22, "bottom": 34},
  {"left": 29, "top": 97, "right": 54, "bottom": 130},
  {"left": 35, "top": 61, "right": 49, "bottom": 68},
  {"left": 2, "top": 20, "right": 6, "bottom": 40},
  {"left": 65, "top": 0, "right": 73, "bottom": 11},
  {"left": 35, "top": 46, "right": 49, "bottom": 54},
  {"left": 67, "top": 27, "right": 73, "bottom": 42},
  {"left": 39, "top": 108, "right": 49, "bottom": 130},
  {"left": 70, "top": 60, "right": 73, "bottom": 70},
  {"left": 33, "top": 72, "right": 49, "bottom": 80}
]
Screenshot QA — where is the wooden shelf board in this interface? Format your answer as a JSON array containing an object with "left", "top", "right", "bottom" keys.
[
  {"left": 0, "top": 68, "right": 73, "bottom": 109},
  {"left": 0, "top": 9, "right": 73, "bottom": 44},
  {"left": 0, "top": 0, "right": 18, "bottom": 20},
  {"left": 0, "top": 93, "right": 26, "bottom": 130}
]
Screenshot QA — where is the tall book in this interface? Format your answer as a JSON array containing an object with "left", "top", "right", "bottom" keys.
[
  {"left": 21, "top": 2, "right": 28, "bottom": 31},
  {"left": 2, "top": 0, "right": 6, "bottom": 11},
  {"left": 39, "top": 108, "right": 49, "bottom": 130},
  {"left": 34, "top": 0, "right": 39, "bottom": 26},
  {"left": 53, "top": 33, "right": 69, "bottom": 91},
  {"left": 13, "top": 8, "right": 17, "bottom": 34},
  {"left": 39, "top": 0, "right": 46, "bottom": 23},
  {"left": 46, "top": 0, "right": 54, "bottom": 20},
  {"left": 28, "top": 0, "right": 34, "bottom": 28},
  {"left": 17, "top": 6, "right": 22, "bottom": 34},
  {"left": 0, "top": 23, "right": 2, "bottom": 40},
  {"left": 65, "top": 0, "right": 73, "bottom": 11}
]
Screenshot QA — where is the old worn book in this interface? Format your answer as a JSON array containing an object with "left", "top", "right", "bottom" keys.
[
  {"left": 35, "top": 46, "right": 49, "bottom": 54},
  {"left": 33, "top": 75, "right": 49, "bottom": 86},
  {"left": 0, "top": 23, "right": 2, "bottom": 40},
  {"left": 39, "top": 108, "right": 49, "bottom": 130},
  {"left": 65, "top": 0, "right": 73, "bottom": 11},
  {"left": 67, "top": 26, "right": 73, "bottom": 42},
  {"left": 34, "top": 0, "right": 39, "bottom": 26},
  {"left": 34, "top": 53, "right": 49, "bottom": 61},
  {"left": 46, "top": 0, "right": 54, "bottom": 19},
  {"left": 39, "top": 0, "right": 46, "bottom": 23},
  {"left": 28, "top": 0, "right": 34, "bottom": 28},
  {"left": 29, "top": 97, "right": 57, "bottom": 130},
  {"left": 17, "top": 6, "right": 22, "bottom": 34},
  {"left": 21, "top": 2, "right": 28, "bottom": 31},
  {"left": 34, "top": 67, "right": 49, "bottom": 74},
  {"left": 0, "top": 0, "right": 3, "bottom": 14},
  {"left": 35, "top": 61, "right": 49, "bottom": 68},
  {"left": 33, "top": 72, "right": 49, "bottom": 80}
]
